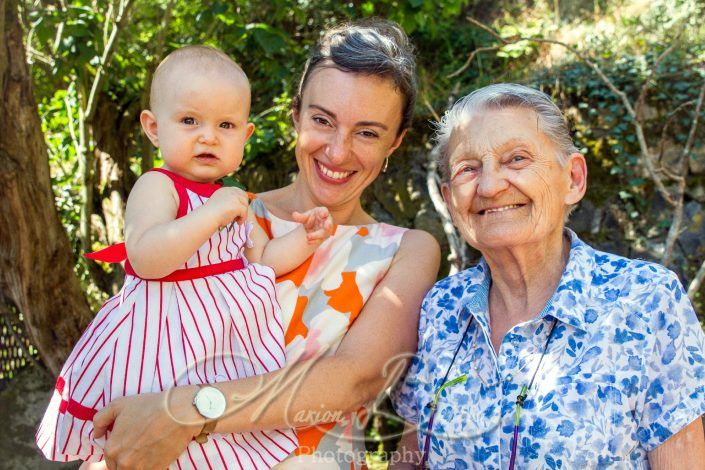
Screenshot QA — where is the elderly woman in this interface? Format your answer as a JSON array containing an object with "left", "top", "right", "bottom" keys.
[
  {"left": 87, "top": 20, "right": 440, "bottom": 469},
  {"left": 392, "top": 84, "right": 705, "bottom": 468}
]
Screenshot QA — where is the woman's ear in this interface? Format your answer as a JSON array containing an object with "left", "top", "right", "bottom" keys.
[
  {"left": 440, "top": 181, "right": 456, "bottom": 226},
  {"left": 291, "top": 104, "right": 301, "bottom": 133},
  {"left": 140, "top": 110, "right": 159, "bottom": 147},
  {"left": 386, "top": 129, "right": 408, "bottom": 157},
  {"left": 564, "top": 152, "right": 588, "bottom": 205}
]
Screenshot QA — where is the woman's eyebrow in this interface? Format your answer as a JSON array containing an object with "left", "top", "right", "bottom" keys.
[
  {"left": 358, "top": 120, "right": 389, "bottom": 130},
  {"left": 309, "top": 104, "right": 335, "bottom": 117},
  {"left": 309, "top": 104, "right": 388, "bottom": 130},
  {"left": 495, "top": 138, "right": 534, "bottom": 152},
  {"left": 449, "top": 152, "right": 478, "bottom": 165}
]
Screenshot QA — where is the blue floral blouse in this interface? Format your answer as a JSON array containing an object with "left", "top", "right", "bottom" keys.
[{"left": 393, "top": 230, "right": 705, "bottom": 469}]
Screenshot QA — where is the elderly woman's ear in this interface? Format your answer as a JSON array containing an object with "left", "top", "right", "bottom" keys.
[
  {"left": 564, "top": 151, "right": 588, "bottom": 206},
  {"left": 440, "top": 181, "right": 455, "bottom": 226}
]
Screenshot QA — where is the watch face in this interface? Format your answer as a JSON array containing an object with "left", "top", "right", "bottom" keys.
[{"left": 194, "top": 387, "right": 227, "bottom": 419}]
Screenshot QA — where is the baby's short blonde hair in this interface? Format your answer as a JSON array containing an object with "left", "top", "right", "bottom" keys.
[{"left": 149, "top": 45, "right": 249, "bottom": 110}]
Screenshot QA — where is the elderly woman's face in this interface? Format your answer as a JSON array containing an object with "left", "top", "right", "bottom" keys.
[{"left": 441, "top": 106, "right": 584, "bottom": 252}]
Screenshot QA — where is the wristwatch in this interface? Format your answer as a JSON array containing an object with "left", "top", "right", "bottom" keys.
[{"left": 192, "top": 385, "right": 227, "bottom": 444}]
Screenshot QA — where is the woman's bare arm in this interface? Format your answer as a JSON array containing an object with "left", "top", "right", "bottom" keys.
[
  {"left": 389, "top": 422, "right": 422, "bottom": 469},
  {"left": 647, "top": 417, "right": 705, "bottom": 469},
  {"left": 93, "top": 229, "right": 440, "bottom": 469}
]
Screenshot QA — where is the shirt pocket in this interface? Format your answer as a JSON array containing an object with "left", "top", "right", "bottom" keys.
[{"left": 534, "top": 377, "right": 643, "bottom": 468}]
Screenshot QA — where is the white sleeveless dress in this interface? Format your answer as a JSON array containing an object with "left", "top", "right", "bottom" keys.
[{"left": 36, "top": 168, "right": 297, "bottom": 469}]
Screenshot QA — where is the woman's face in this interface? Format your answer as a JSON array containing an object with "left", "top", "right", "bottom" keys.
[
  {"left": 292, "top": 67, "right": 406, "bottom": 211},
  {"left": 441, "top": 106, "right": 586, "bottom": 253}
]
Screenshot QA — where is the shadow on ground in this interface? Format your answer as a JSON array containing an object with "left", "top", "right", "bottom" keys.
[{"left": 0, "top": 365, "right": 79, "bottom": 469}]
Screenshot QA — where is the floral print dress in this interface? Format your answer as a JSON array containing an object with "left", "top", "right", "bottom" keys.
[{"left": 252, "top": 199, "right": 408, "bottom": 469}]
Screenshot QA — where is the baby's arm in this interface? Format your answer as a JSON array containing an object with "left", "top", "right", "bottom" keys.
[
  {"left": 245, "top": 207, "right": 332, "bottom": 276},
  {"left": 125, "top": 172, "right": 248, "bottom": 278}
]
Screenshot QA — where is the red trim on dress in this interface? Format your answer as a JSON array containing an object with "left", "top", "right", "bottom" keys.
[
  {"left": 55, "top": 377, "right": 102, "bottom": 422},
  {"left": 150, "top": 167, "right": 222, "bottom": 197},
  {"left": 84, "top": 168, "right": 254, "bottom": 280},
  {"left": 86, "top": 243, "right": 244, "bottom": 281}
]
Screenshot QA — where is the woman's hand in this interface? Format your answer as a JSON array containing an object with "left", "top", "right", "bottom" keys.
[
  {"left": 93, "top": 386, "right": 203, "bottom": 470},
  {"left": 292, "top": 206, "right": 333, "bottom": 244}
]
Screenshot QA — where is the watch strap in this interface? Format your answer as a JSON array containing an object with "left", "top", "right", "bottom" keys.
[{"left": 194, "top": 418, "right": 217, "bottom": 444}]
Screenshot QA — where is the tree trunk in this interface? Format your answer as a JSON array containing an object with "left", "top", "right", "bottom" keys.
[{"left": 0, "top": 0, "right": 93, "bottom": 376}]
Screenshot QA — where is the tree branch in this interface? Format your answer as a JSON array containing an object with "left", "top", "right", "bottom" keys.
[
  {"left": 422, "top": 93, "right": 441, "bottom": 123},
  {"left": 52, "top": 0, "right": 68, "bottom": 54},
  {"left": 466, "top": 16, "right": 506, "bottom": 43},
  {"left": 688, "top": 258, "right": 705, "bottom": 301},
  {"left": 635, "top": 28, "right": 683, "bottom": 120},
  {"left": 657, "top": 99, "right": 696, "bottom": 163},
  {"left": 140, "top": 0, "right": 173, "bottom": 173},
  {"left": 103, "top": 1, "right": 115, "bottom": 47},
  {"left": 660, "top": 80, "right": 705, "bottom": 266},
  {"left": 425, "top": 148, "right": 468, "bottom": 274},
  {"left": 446, "top": 46, "right": 503, "bottom": 79},
  {"left": 679, "top": 81, "right": 705, "bottom": 166},
  {"left": 64, "top": 83, "right": 79, "bottom": 159},
  {"left": 84, "top": 0, "right": 134, "bottom": 122}
]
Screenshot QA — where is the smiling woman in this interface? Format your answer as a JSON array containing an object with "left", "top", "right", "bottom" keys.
[
  {"left": 287, "top": 68, "right": 405, "bottom": 220},
  {"left": 439, "top": 106, "right": 582, "bottom": 253},
  {"left": 392, "top": 83, "right": 705, "bottom": 469}
]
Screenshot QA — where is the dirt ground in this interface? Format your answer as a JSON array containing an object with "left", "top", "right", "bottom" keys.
[{"left": 0, "top": 365, "right": 78, "bottom": 469}]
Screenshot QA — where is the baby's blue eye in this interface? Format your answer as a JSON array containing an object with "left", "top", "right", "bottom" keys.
[
  {"left": 181, "top": 117, "right": 196, "bottom": 125},
  {"left": 220, "top": 122, "right": 234, "bottom": 129}
]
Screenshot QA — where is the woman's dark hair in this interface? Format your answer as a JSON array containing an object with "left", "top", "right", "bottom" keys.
[{"left": 293, "top": 19, "right": 417, "bottom": 134}]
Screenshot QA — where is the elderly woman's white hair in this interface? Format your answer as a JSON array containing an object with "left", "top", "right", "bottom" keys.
[{"left": 435, "top": 83, "right": 579, "bottom": 182}]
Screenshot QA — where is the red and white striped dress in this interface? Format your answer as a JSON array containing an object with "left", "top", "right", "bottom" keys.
[{"left": 36, "top": 168, "right": 297, "bottom": 469}]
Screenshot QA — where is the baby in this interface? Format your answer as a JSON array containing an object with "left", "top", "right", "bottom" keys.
[{"left": 36, "top": 45, "right": 331, "bottom": 469}]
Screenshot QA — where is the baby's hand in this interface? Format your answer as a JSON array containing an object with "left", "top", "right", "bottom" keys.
[
  {"left": 205, "top": 187, "right": 250, "bottom": 229},
  {"left": 292, "top": 207, "right": 333, "bottom": 245}
]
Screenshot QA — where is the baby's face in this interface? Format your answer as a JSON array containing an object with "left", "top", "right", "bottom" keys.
[{"left": 146, "top": 69, "right": 254, "bottom": 183}]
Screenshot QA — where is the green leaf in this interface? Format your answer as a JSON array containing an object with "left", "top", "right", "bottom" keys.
[
  {"left": 249, "top": 24, "right": 286, "bottom": 56},
  {"left": 220, "top": 176, "right": 246, "bottom": 190},
  {"left": 216, "top": 13, "right": 235, "bottom": 26}
]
